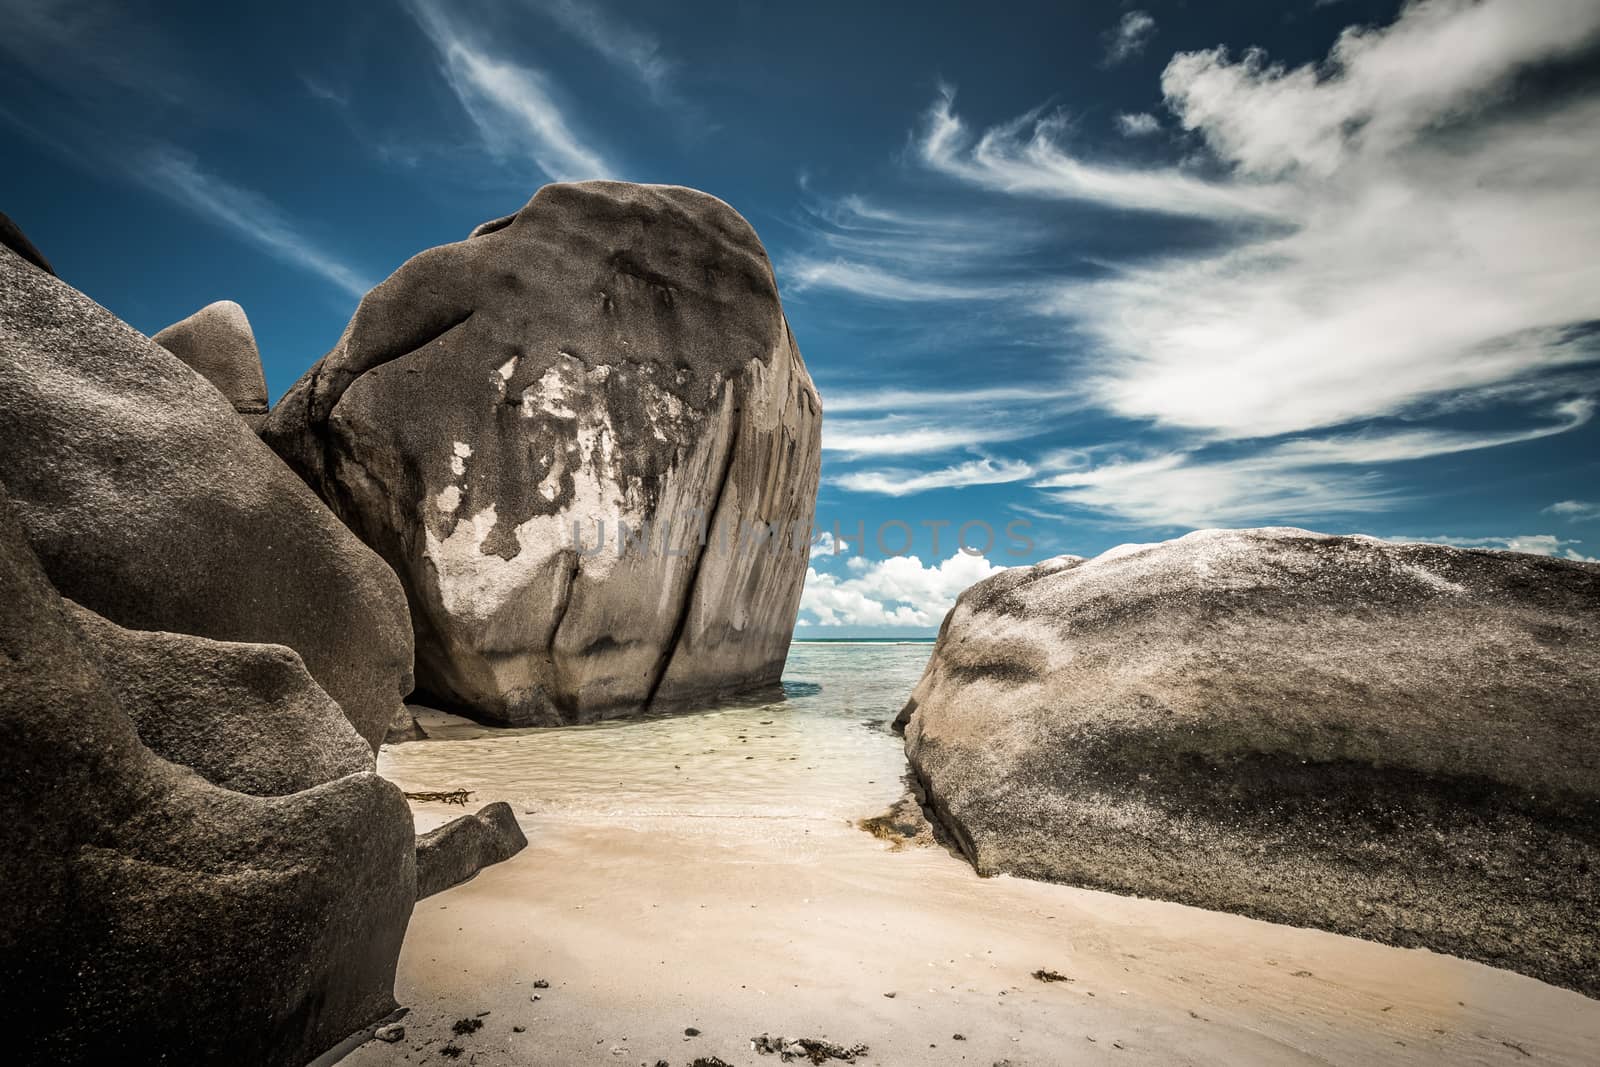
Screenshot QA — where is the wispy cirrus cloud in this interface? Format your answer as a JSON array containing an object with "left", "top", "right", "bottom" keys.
[
  {"left": 836, "top": 457, "right": 1035, "bottom": 496},
  {"left": 782, "top": 256, "right": 1017, "bottom": 302},
  {"left": 1024, "top": 0, "right": 1600, "bottom": 442},
  {"left": 406, "top": 0, "right": 614, "bottom": 181},
  {"left": 0, "top": 2, "right": 375, "bottom": 299},
  {"left": 780, "top": 192, "right": 1038, "bottom": 302},
  {"left": 1031, "top": 401, "right": 1594, "bottom": 528},
  {"left": 823, "top": 416, "right": 1041, "bottom": 458},
  {"left": 528, "top": 0, "right": 675, "bottom": 99},
  {"left": 890, "top": 0, "right": 1600, "bottom": 532},
  {"left": 0, "top": 0, "right": 192, "bottom": 109},
  {"left": 1035, "top": 449, "right": 1393, "bottom": 528},
  {"left": 138, "top": 148, "right": 375, "bottom": 298},
  {"left": 1546, "top": 500, "right": 1600, "bottom": 522},
  {"left": 823, "top": 383, "right": 1083, "bottom": 415},
  {"left": 1264, "top": 397, "right": 1594, "bottom": 465},
  {"left": 916, "top": 86, "right": 1284, "bottom": 219}
]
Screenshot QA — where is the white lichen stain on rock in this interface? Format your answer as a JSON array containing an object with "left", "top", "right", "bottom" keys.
[
  {"left": 523, "top": 363, "right": 578, "bottom": 420},
  {"left": 424, "top": 372, "right": 651, "bottom": 623},
  {"left": 536, "top": 451, "right": 566, "bottom": 502}
]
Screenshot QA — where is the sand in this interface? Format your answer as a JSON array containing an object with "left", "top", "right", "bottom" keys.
[{"left": 336, "top": 696, "right": 1600, "bottom": 1067}]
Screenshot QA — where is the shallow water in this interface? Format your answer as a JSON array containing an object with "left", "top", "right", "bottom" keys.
[{"left": 380, "top": 640, "right": 934, "bottom": 822}]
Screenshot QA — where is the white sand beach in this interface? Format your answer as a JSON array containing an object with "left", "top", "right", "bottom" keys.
[{"left": 344, "top": 645, "right": 1600, "bottom": 1067}]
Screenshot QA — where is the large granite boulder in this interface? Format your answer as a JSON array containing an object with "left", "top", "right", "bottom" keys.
[
  {"left": 263, "top": 181, "right": 821, "bottom": 726},
  {"left": 153, "top": 299, "right": 271, "bottom": 428},
  {"left": 0, "top": 244, "right": 413, "bottom": 750},
  {"left": 899, "top": 528, "right": 1600, "bottom": 996},
  {"left": 0, "top": 488, "right": 416, "bottom": 1064}
]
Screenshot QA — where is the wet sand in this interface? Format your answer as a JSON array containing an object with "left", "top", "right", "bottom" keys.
[{"left": 345, "top": 645, "right": 1600, "bottom": 1066}]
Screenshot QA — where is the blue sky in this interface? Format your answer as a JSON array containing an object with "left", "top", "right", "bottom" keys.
[{"left": 4, "top": 0, "right": 1598, "bottom": 635}]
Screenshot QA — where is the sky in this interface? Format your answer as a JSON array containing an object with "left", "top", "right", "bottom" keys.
[{"left": 3, "top": 0, "right": 1598, "bottom": 636}]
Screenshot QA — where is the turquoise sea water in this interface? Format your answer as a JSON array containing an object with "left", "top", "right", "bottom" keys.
[{"left": 383, "top": 640, "right": 937, "bottom": 822}]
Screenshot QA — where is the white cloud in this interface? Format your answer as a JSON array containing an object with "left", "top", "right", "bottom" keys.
[
  {"left": 781, "top": 255, "right": 1015, "bottom": 302},
  {"left": 1116, "top": 112, "right": 1161, "bottom": 136},
  {"left": 1265, "top": 397, "right": 1593, "bottom": 464},
  {"left": 1032, "top": 402, "right": 1591, "bottom": 527},
  {"left": 823, "top": 384, "right": 1083, "bottom": 415},
  {"left": 809, "top": 531, "right": 849, "bottom": 559},
  {"left": 1163, "top": 0, "right": 1600, "bottom": 180},
  {"left": 1103, "top": 11, "right": 1157, "bottom": 66},
  {"left": 1053, "top": 0, "right": 1600, "bottom": 440},
  {"left": 836, "top": 458, "right": 1035, "bottom": 496},
  {"left": 824, "top": 415, "right": 1042, "bottom": 457},
  {"left": 407, "top": 0, "right": 613, "bottom": 181},
  {"left": 907, "top": 3, "right": 1600, "bottom": 449},
  {"left": 138, "top": 148, "right": 373, "bottom": 298},
  {"left": 529, "top": 0, "right": 674, "bottom": 98},
  {"left": 1546, "top": 500, "right": 1600, "bottom": 522},
  {"left": 916, "top": 86, "right": 1284, "bottom": 219},
  {"left": 798, "top": 551, "right": 1008, "bottom": 628},
  {"left": 1035, "top": 450, "right": 1392, "bottom": 527},
  {"left": 782, "top": 192, "right": 1039, "bottom": 302}
]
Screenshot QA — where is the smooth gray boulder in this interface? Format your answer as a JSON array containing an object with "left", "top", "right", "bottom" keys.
[
  {"left": 68, "top": 603, "right": 372, "bottom": 797},
  {"left": 0, "top": 243, "right": 413, "bottom": 750},
  {"left": 415, "top": 801, "right": 528, "bottom": 899},
  {"left": 0, "top": 487, "right": 416, "bottom": 1065},
  {"left": 153, "top": 299, "right": 271, "bottom": 428},
  {"left": 263, "top": 181, "right": 821, "bottom": 726},
  {"left": 899, "top": 528, "right": 1600, "bottom": 996}
]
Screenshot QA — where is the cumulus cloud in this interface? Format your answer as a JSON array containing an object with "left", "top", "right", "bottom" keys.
[
  {"left": 1103, "top": 11, "right": 1156, "bottom": 66},
  {"left": 798, "top": 551, "right": 1008, "bottom": 628},
  {"left": 808, "top": 531, "right": 850, "bottom": 559}
]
